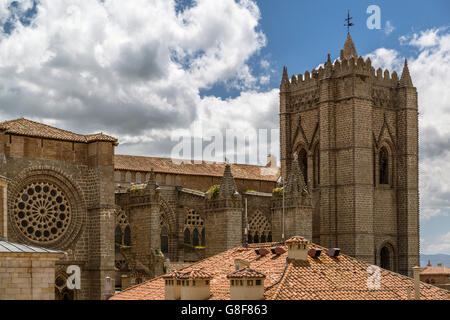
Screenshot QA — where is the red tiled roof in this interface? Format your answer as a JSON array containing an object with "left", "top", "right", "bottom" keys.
[
  {"left": 285, "top": 236, "right": 308, "bottom": 244},
  {"left": 0, "top": 118, "right": 117, "bottom": 144},
  {"left": 227, "top": 267, "right": 266, "bottom": 279},
  {"left": 421, "top": 265, "right": 450, "bottom": 275},
  {"left": 110, "top": 242, "right": 450, "bottom": 300},
  {"left": 114, "top": 154, "right": 280, "bottom": 182},
  {"left": 178, "top": 269, "right": 213, "bottom": 279}
]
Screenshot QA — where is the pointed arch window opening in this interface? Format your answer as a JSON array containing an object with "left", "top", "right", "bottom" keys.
[
  {"left": 192, "top": 228, "right": 200, "bottom": 247},
  {"left": 379, "top": 147, "right": 389, "bottom": 185},
  {"left": 161, "top": 226, "right": 169, "bottom": 254},
  {"left": 184, "top": 228, "right": 191, "bottom": 245},
  {"left": 380, "top": 246, "right": 392, "bottom": 270},
  {"left": 299, "top": 149, "right": 308, "bottom": 185}
]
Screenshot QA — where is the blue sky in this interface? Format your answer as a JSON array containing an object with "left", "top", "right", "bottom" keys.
[{"left": 0, "top": 0, "right": 448, "bottom": 257}]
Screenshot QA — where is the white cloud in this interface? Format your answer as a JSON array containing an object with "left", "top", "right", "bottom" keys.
[
  {"left": 422, "top": 232, "right": 450, "bottom": 255},
  {"left": 0, "top": 0, "right": 274, "bottom": 161},
  {"left": 365, "top": 48, "right": 402, "bottom": 72},
  {"left": 384, "top": 20, "right": 395, "bottom": 35}
]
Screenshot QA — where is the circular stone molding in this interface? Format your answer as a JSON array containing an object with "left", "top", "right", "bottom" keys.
[{"left": 8, "top": 168, "right": 86, "bottom": 249}]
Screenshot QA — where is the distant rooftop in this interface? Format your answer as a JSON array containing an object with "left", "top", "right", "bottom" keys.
[{"left": 114, "top": 154, "right": 280, "bottom": 182}]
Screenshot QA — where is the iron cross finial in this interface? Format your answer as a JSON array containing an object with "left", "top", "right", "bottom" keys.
[{"left": 344, "top": 10, "right": 354, "bottom": 34}]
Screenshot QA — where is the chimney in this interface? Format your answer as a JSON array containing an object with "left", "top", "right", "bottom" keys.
[
  {"left": 308, "top": 248, "right": 322, "bottom": 258},
  {"left": 227, "top": 267, "right": 266, "bottom": 300},
  {"left": 254, "top": 248, "right": 270, "bottom": 256},
  {"left": 163, "top": 271, "right": 182, "bottom": 300},
  {"left": 327, "top": 248, "right": 341, "bottom": 258},
  {"left": 234, "top": 259, "right": 250, "bottom": 271},
  {"left": 270, "top": 247, "right": 286, "bottom": 255},
  {"left": 413, "top": 266, "right": 421, "bottom": 300},
  {"left": 285, "top": 236, "right": 309, "bottom": 261},
  {"left": 179, "top": 270, "right": 213, "bottom": 300}
]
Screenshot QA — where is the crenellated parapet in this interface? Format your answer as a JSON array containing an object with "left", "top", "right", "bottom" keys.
[{"left": 281, "top": 53, "right": 414, "bottom": 112}]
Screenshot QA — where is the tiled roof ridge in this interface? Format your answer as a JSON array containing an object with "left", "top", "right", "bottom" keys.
[
  {"left": 268, "top": 260, "right": 293, "bottom": 300},
  {"left": 227, "top": 267, "right": 266, "bottom": 279},
  {"left": 0, "top": 118, "right": 117, "bottom": 143},
  {"left": 178, "top": 269, "right": 214, "bottom": 279},
  {"left": 115, "top": 154, "right": 278, "bottom": 170}
]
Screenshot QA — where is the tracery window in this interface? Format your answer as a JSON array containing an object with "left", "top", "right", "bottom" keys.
[
  {"left": 248, "top": 210, "right": 271, "bottom": 244},
  {"left": 13, "top": 182, "right": 72, "bottom": 243},
  {"left": 55, "top": 272, "right": 74, "bottom": 300},
  {"left": 183, "top": 209, "right": 205, "bottom": 247},
  {"left": 115, "top": 208, "right": 131, "bottom": 246}
]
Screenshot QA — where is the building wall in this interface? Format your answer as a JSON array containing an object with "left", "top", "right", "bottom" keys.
[
  {"left": 0, "top": 133, "right": 116, "bottom": 299},
  {"left": 0, "top": 252, "right": 64, "bottom": 300}
]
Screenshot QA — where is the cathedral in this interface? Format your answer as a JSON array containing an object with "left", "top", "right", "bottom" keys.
[{"left": 0, "top": 34, "right": 419, "bottom": 299}]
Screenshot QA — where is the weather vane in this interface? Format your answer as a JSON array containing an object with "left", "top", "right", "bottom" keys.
[{"left": 344, "top": 10, "right": 354, "bottom": 34}]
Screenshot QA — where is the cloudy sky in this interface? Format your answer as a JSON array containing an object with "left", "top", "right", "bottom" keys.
[{"left": 0, "top": 0, "right": 449, "bottom": 255}]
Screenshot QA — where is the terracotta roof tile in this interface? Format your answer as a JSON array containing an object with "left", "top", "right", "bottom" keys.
[
  {"left": 114, "top": 154, "right": 280, "bottom": 182},
  {"left": 110, "top": 241, "right": 450, "bottom": 300},
  {"left": 227, "top": 267, "right": 266, "bottom": 279},
  {"left": 285, "top": 236, "right": 309, "bottom": 244},
  {"left": 0, "top": 118, "right": 117, "bottom": 144},
  {"left": 421, "top": 265, "right": 450, "bottom": 275},
  {"left": 178, "top": 269, "right": 214, "bottom": 279}
]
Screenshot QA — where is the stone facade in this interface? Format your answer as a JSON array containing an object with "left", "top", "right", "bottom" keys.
[
  {"left": 279, "top": 34, "right": 419, "bottom": 276},
  {"left": 0, "top": 252, "right": 65, "bottom": 300},
  {"left": 0, "top": 119, "right": 117, "bottom": 299}
]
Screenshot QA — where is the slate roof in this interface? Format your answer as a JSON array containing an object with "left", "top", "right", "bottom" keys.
[
  {"left": 0, "top": 238, "right": 66, "bottom": 254},
  {"left": 0, "top": 118, "right": 117, "bottom": 144},
  {"left": 114, "top": 154, "right": 280, "bottom": 182},
  {"left": 110, "top": 240, "right": 450, "bottom": 300}
]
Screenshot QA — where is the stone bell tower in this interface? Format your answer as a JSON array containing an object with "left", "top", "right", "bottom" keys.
[{"left": 280, "top": 33, "right": 419, "bottom": 276}]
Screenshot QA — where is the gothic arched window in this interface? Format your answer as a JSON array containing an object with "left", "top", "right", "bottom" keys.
[
  {"left": 268, "top": 232, "right": 272, "bottom": 242},
  {"left": 123, "top": 225, "right": 131, "bottom": 246},
  {"left": 115, "top": 226, "right": 122, "bottom": 245},
  {"left": 260, "top": 233, "right": 266, "bottom": 243},
  {"left": 254, "top": 232, "right": 259, "bottom": 244},
  {"left": 299, "top": 148, "right": 308, "bottom": 184},
  {"left": 313, "top": 144, "right": 320, "bottom": 187},
  {"left": 248, "top": 211, "right": 271, "bottom": 244},
  {"left": 379, "top": 147, "right": 389, "bottom": 185},
  {"left": 161, "top": 226, "right": 168, "bottom": 254},
  {"left": 184, "top": 228, "right": 191, "bottom": 245},
  {"left": 192, "top": 228, "right": 200, "bottom": 247},
  {"left": 380, "top": 246, "right": 391, "bottom": 270},
  {"left": 248, "top": 234, "right": 253, "bottom": 244},
  {"left": 184, "top": 209, "right": 205, "bottom": 247}
]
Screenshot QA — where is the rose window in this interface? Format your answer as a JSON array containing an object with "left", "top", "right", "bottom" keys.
[{"left": 14, "top": 182, "right": 72, "bottom": 242}]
